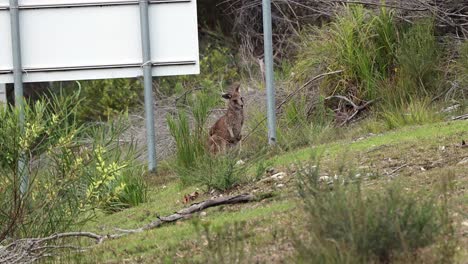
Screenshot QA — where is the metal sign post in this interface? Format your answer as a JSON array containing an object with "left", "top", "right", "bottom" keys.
[
  {"left": 262, "top": 0, "right": 277, "bottom": 145},
  {"left": 0, "top": 83, "right": 6, "bottom": 106},
  {"left": 9, "top": 0, "right": 28, "bottom": 195},
  {"left": 139, "top": 0, "right": 157, "bottom": 172},
  {"left": 0, "top": 0, "right": 200, "bottom": 173}
]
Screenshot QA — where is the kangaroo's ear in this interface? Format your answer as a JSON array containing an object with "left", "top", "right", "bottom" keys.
[
  {"left": 222, "top": 93, "right": 231, "bottom": 99},
  {"left": 233, "top": 83, "right": 240, "bottom": 93}
]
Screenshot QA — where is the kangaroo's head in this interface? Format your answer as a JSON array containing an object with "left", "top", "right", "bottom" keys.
[{"left": 222, "top": 82, "right": 244, "bottom": 110}]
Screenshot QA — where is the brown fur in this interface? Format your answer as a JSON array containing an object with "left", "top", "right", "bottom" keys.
[{"left": 208, "top": 83, "right": 244, "bottom": 154}]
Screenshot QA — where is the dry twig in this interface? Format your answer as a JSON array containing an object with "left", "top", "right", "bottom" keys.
[{"left": 0, "top": 194, "right": 256, "bottom": 264}]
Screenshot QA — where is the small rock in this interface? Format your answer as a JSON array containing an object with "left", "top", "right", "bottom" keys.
[
  {"left": 200, "top": 212, "right": 207, "bottom": 217},
  {"left": 276, "top": 183, "right": 285, "bottom": 188},
  {"left": 271, "top": 172, "right": 286, "bottom": 180},
  {"left": 420, "top": 167, "right": 426, "bottom": 171},
  {"left": 439, "top": 145, "right": 446, "bottom": 151},
  {"left": 462, "top": 220, "right": 468, "bottom": 228},
  {"left": 162, "top": 185, "right": 167, "bottom": 189},
  {"left": 355, "top": 173, "right": 361, "bottom": 178},
  {"left": 266, "top": 168, "right": 276, "bottom": 175},
  {"left": 236, "top": 159, "right": 245, "bottom": 166},
  {"left": 319, "top": 176, "right": 330, "bottom": 182}
]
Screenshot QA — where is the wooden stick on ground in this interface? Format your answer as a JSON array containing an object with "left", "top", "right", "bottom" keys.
[{"left": 0, "top": 194, "right": 256, "bottom": 264}]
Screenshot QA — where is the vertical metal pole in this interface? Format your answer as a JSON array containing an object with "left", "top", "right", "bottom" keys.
[
  {"left": 0, "top": 84, "right": 6, "bottom": 107},
  {"left": 9, "top": 0, "right": 28, "bottom": 194},
  {"left": 262, "top": 0, "right": 277, "bottom": 145},
  {"left": 139, "top": 0, "right": 157, "bottom": 171}
]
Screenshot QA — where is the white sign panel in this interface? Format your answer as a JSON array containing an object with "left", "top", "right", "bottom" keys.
[{"left": 0, "top": 0, "right": 199, "bottom": 83}]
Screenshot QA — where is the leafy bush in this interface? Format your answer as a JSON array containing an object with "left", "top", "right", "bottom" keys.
[
  {"left": 295, "top": 158, "right": 455, "bottom": 263},
  {"left": 380, "top": 98, "right": 442, "bottom": 129},
  {"left": 167, "top": 88, "right": 245, "bottom": 191},
  {"left": 67, "top": 78, "right": 142, "bottom": 121},
  {"left": 194, "top": 220, "right": 251, "bottom": 264},
  {"left": 0, "top": 93, "right": 147, "bottom": 240},
  {"left": 158, "top": 45, "right": 239, "bottom": 97},
  {"left": 83, "top": 119, "right": 147, "bottom": 213},
  {"left": 177, "top": 153, "right": 246, "bottom": 191},
  {"left": 452, "top": 41, "right": 468, "bottom": 100},
  {"left": 167, "top": 89, "right": 218, "bottom": 170},
  {"left": 396, "top": 20, "right": 441, "bottom": 99},
  {"left": 293, "top": 5, "right": 441, "bottom": 105}
]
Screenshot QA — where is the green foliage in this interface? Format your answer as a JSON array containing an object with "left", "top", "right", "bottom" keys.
[
  {"left": 293, "top": 5, "right": 441, "bottom": 104},
  {"left": 294, "top": 158, "right": 456, "bottom": 263},
  {"left": 72, "top": 78, "right": 142, "bottom": 121},
  {"left": 453, "top": 41, "right": 468, "bottom": 99},
  {"left": 167, "top": 111, "right": 199, "bottom": 169},
  {"left": 176, "top": 153, "right": 246, "bottom": 192},
  {"left": 83, "top": 119, "right": 147, "bottom": 213},
  {"left": 193, "top": 220, "right": 251, "bottom": 264},
  {"left": 167, "top": 89, "right": 245, "bottom": 191},
  {"left": 396, "top": 19, "right": 441, "bottom": 99},
  {"left": 380, "top": 98, "right": 443, "bottom": 129},
  {"left": 158, "top": 45, "right": 239, "bottom": 97},
  {"left": 167, "top": 90, "right": 217, "bottom": 170},
  {"left": 0, "top": 92, "right": 147, "bottom": 240}
]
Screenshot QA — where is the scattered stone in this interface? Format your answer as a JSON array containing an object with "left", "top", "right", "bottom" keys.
[
  {"left": 439, "top": 145, "right": 446, "bottom": 151},
  {"left": 236, "top": 159, "right": 245, "bottom": 166},
  {"left": 462, "top": 220, "right": 468, "bottom": 228},
  {"left": 319, "top": 176, "right": 330, "bottom": 182},
  {"left": 271, "top": 172, "right": 286, "bottom": 180},
  {"left": 266, "top": 168, "right": 276, "bottom": 175},
  {"left": 420, "top": 167, "right": 426, "bottom": 171},
  {"left": 355, "top": 173, "right": 361, "bottom": 178},
  {"left": 200, "top": 212, "right": 207, "bottom": 217},
  {"left": 276, "top": 183, "right": 285, "bottom": 188}
]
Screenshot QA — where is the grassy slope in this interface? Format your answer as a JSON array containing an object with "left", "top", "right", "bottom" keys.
[{"left": 69, "top": 120, "right": 468, "bottom": 263}]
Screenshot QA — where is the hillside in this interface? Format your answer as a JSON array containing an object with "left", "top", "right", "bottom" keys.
[{"left": 67, "top": 120, "right": 468, "bottom": 263}]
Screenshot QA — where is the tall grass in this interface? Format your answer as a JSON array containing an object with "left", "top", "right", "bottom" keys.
[
  {"left": 294, "top": 158, "right": 456, "bottom": 263},
  {"left": 0, "top": 92, "right": 147, "bottom": 240},
  {"left": 293, "top": 5, "right": 442, "bottom": 112},
  {"left": 381, "top": 98, "right": 443, "bottom": 129},
  {"left": 167, "top": 89, "right": 247, "bottom": 191}
]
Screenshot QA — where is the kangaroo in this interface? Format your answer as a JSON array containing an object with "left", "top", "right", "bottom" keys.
[{"left": 208, "top": 83, "right": 244, "bottom": 154}]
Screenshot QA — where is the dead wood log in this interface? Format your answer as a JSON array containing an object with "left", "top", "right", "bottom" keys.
[
  {"left": 325, "top": 95, "right": 375, "bottom": 126},
  {"left": 0, "top": 194, "right": 256, "bottom": 264}
]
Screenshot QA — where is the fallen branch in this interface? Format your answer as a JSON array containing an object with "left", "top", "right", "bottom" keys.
[
  {"left": 452, "top": 113, "right": 468, "bottom": 120},
  {"left": 325, "top": 95, "right": 375, "bottom": 126},
  {"left": 0, "top": 194, "right": 256, "bottom": 264},
  {"left": 116, "top": 194, "right": 256, "bottom": 233}
]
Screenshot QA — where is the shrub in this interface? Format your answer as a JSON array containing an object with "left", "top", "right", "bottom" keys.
[
  {"left": 167, "top": 88, "right": 246, "bottom": 191},
  {"left": 0, "top": 92, "right": 147, "bottom": 240},
  {"left": 158, "top": 44, "right": 239, "bottom": 97},
  {"left": 295, "top": 158, "right": 455, "bottom": 263},
  {"left": 69, "top": 78, "right": 142, "bottom": 121},
  {"left": 452, "top": 41, "right": 468, "bottom": 100},
  {"left": 380, "top": 97, "right": 443, "bottom": 129},
  {"left": 167, "top": 89, "right": 217, "bottom": 170},
  {"left": 292, "top": 5, "right": 442, "bottom": 111},
  {"left": 194, "top": 221, "right": 251, "bottom": 264},
  {"left": 176, "top": 152, "right": 246, "bottom": 191}
]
